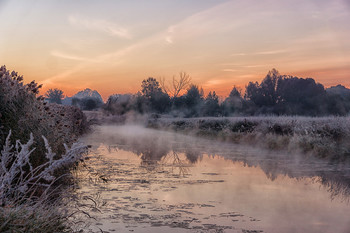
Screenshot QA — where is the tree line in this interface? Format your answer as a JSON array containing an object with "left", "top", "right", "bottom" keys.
[{"left": 46, "top": 69, "right": 350, "bottom": 116}]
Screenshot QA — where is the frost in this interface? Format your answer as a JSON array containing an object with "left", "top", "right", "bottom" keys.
[{"left": 0, "top": 131, "right": 87, "bottom": 206}]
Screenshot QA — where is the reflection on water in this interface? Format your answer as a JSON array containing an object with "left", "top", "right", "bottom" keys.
[{"left": 74, "top": 125, "right": 350, "bottom": 233}]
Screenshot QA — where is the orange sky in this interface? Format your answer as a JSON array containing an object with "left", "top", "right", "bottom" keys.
[{"left": 1, "top": 0, "right": 349, "bottom": 100}]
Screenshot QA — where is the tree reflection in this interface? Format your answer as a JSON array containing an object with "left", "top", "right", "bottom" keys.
[
  {"left": 160, "top": 151, "right": 190, "bottom": 177},
  {"left": 87, "top": 126, "right": 350, "bottom": 200}
]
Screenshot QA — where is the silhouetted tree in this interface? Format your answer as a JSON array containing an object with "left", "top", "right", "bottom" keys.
[
  {"left": 183, "top": 85, "right": 204, "bottom": 117},
  {"left": 45, "top": 88, "right": 64, "bottom": 104},
  {"left": 82, "top": 97, "right": 102, "bottom": 110},
  {"left": 184, "top": 85, "right": 203, "bottom": 107},
  {"left": 243, "top": 69, "right": 332, "bottom": 115},
  {"left": 260, "top": 68, "right": 280, "bottom": 106},
  {"left": 222, "top": 86, "right": 244, "bottom": 116},
  {"left": 202, "top": 91, "right": 220, "bottom": 116},
  {"left": 325, "top": 85, "right": 350, "bottom": 115},
  {"left": 72, "top": 97, "right": 103, "bottom": 111},
  {"left": 96, "top": 69, "right": 350, "bottom": 116},
  {"left": 245, "top": 69, "right": 280, "bottom": 110},
  {"left": 141, "top": 78, "right": 162, "bottom": 98},
  {"left": 140, "top": 77, "right": 171, "bottom": 113},
  {"left": 132, "top": 92, "right": 148, "bottom": 113},
  {"left": 104, "top": 94, "right": 133, "bottom": 115},
  {"left": 275, "top": 76, "right": 326, "bottom": 115}
]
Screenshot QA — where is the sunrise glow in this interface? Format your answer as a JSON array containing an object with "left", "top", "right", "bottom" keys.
[{"left": 1, "top": 0, "right": 349, "bottom": 99}]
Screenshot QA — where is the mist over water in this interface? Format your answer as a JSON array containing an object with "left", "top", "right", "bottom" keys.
[{"left": 75, "top": 125, "right": 350, "bottom": 232}]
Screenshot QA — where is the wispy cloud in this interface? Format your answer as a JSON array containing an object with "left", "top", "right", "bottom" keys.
[
  {"left": 254, "top": 49, "right": 288, "bottom": 55},
  {"left": 42, "top": 63, "right": 87, "bottom": 85},
  {"left": 204, "top": 78, "right": 228, "bottom": 86},
  {"left": 241, "top": 64, "right": 270, "bottom": 68},
  {"left": 46, "top": 3, "right": 230, "bottom": 83},
  {"left": 60, "top": 38, "right": 98, "bottom": 50},
  {"left": 219, "top": 63, "right": 272, "bottom": 68},
  {"left": 51, "top": 50, "right": 101, "bottom": 63},
  {"left": 165, "top": 36, "right": 173, "bottom": 44},
  {"left": 163, "top": 1, "right": 246, "bottom": 44},
  {"left": 222, "top": 69, "right": 237, "bottom": 72},
  {"left": 230, "top": 53, "right": 246, "bottom": 56},
  {"left": 45, "top": 40, "right": 149, "bottom": 84},
  {"left": 46, "top": 1, "right": 348, "bottom": 89},
  {"left": 237, "top": 74, "right": 256, "bottom": 78},
  {"left": 228, "top": 50, "right": 287, "bottom": 57},
  {"left": 68, "top": 15, "right": 131, "bottom": 39}
]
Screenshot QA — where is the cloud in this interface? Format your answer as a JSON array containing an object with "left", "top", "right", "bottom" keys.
[
  {"left": 165, "top": 36, "right": 173, "bottom": 44},
  {"left": 51, "top": 50, "right": 101, "bottom": 63},
  {"left": 222, "top": 69, "right": 237, "bottom": 72},
  {"left": 44, "top": 41, "right": 145, "bottom": 85},
  {"left": 41, "top": 63, "right": 86, "bottom": 85},
  {"left": 237, "top": 74, "right": 257, "bottom": 78},
  {"left": 219, "top": 63, "right": 272, "bottom": 68},
  {"left": 241, "top": 64, "right": 270, "bottom": 68},
  {"left": 46, "top": 2, "right": 232, "bottom": 84},
  {"left": 228, "top": 50, "right": 287, "bottom": 57},
  {"left": 230, "top": 53, "right": 246, "bottom": 56},
  {"left": 163, "top": 1, "right": 245, "bottom": 42},
  {"left": 204, "top": 79, "right": 227, "bottom": 85},
  {"left": 68, "top": 15, "right": 131, "bottom": 39},
  {"left": 254, "top": 49, "right": 288, "bottom": 55}
]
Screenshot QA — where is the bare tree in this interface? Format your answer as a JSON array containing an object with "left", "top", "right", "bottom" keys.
[
  {"left": 160, "top": 72, "right": 192, "bottom": 98},
  {"left": 159, "top": 76, "right": 168, "bottom": 94}
]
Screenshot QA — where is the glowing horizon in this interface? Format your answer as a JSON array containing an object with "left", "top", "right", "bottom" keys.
[{"left": 1, "top": 0, "right": 349, "bottom": 100}]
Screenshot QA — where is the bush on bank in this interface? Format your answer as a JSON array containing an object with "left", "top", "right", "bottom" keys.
[
  {"left": 0, "top": 65, "right": 88, "bottom": 168},
  {"left": 0, "top": 66, "right": 88, "bottom": 232}
]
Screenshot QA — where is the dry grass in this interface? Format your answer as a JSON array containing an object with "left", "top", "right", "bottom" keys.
[{"left": 0, "top": 131, "right": 87, "bottom": 232}]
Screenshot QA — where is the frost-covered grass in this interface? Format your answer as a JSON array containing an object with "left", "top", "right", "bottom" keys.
[
  {"left": 1, "top": 65, "right": 90, "bottom": 231},
  {"left": 0, "top": 131, "right": 87, "bottom": 232},
  {"left": 0, "top": 65, "right": 88, "bottom": 168},
  {"left": 148, "top": 116, "right": 350, "bottom": 160},
  {"left": 0, "top": 205, "right": 70, "bottom": 233}
]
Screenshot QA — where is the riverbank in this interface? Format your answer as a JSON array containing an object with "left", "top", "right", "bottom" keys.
[
  {"left": 0, "top": 66, "right": 88, "bottom": 232},
  {"left": 147, "top": 116, "right": 350, "bottom": 160}
]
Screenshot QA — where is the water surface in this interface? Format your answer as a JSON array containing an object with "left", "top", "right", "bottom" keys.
[{"left": 73, "top": 125, "right": 350, "bottom": 232}]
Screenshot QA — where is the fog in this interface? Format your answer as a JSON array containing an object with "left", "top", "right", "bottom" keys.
[
  {"left": 83, "top": 124, "right": 350, "bottom": 200},
  {"left": 73, "top": 124, "right": 350, "bottom": 232}
]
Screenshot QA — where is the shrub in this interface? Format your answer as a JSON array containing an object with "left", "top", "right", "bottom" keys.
[
  {"left": 0, "top": 65, "right": 89, "bottom": 231},
  {"left": 0, "top": 65, "right": 88, "bottom": 168},
  {"left": 72, "top": 97, "right": 103, "bottom": 110}
]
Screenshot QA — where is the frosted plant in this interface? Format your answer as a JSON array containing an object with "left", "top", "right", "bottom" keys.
[
  {"left": 0, "top": 65, "right": 89, "bottom": 231},
  {"left": 0, "top": 130, "right": 87, "bottom": 206},
  {"left": 1, "top": 65, "right": 88, "bottom": 171}
]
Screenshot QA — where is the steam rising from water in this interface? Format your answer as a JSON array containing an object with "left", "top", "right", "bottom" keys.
[
  {"left": 73, "top": 124, "right": 350, "bottom": 232},
  {"left": 82, "top": 124, "right": 350, "bottom": 199}
]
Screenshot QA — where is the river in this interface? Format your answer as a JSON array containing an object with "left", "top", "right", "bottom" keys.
[{"left": 71, "top": 125, "right": 350, "bottom": 233}]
